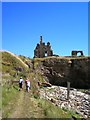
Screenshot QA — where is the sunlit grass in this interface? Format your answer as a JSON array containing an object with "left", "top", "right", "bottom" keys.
[{"left": 37, "top": 98, "right": 81, "bottom": 118}]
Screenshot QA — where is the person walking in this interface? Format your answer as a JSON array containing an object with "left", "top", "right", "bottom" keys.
[
  {"left": 25, "top": 78, "right": 30, "bottom": 92},
  {"left": 19, "top": 77, "right": 23, "bottom": 91}
]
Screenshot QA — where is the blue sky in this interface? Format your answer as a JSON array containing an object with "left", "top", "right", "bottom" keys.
[{"left": 2, "top": 2, "right": 88, "bottom": 58}]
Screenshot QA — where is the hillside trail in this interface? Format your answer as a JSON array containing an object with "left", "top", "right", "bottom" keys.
[{"left": 9, "top": 86, "right": 44, "bottom": 118}]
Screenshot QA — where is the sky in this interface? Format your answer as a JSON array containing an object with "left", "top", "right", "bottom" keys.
[{"left": 2, "top": 2, "right": 88, "bottom": 58}]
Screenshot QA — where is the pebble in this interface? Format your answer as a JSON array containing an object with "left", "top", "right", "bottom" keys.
[{"left": 40, "top": 86, "right": 90, "bottom": 119}]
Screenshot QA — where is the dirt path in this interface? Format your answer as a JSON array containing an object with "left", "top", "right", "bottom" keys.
[{"left": 9, "top": 90, "right": 44, "bottom": 118}]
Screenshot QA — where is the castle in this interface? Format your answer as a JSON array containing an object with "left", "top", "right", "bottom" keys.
[
  {"left": 34, "top": 36, "right": 53, "bottom": 58},
  {"left": 34, "top": 36, "right": 84, "bottom": 58}
]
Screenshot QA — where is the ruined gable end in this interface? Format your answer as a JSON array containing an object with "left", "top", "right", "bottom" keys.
[{"left": 34, "top": 36, "right": 53, "bottom": 58}]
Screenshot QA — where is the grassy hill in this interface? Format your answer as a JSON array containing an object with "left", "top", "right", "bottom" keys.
[
  {"left": 2, "top": 51, "right": 30, "bottom": 83},
  {"left": 1, "top": 51, "right": 82, "bottom": 119}
]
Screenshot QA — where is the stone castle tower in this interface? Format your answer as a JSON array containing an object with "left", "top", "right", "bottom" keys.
[{"left": 34, "top": 36, "right": 53, "bottom": 58}]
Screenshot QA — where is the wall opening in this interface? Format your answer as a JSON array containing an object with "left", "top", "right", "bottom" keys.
[
  {"left": 77, "top": 52, "right": 82, "bottom": 56},
  {"left": 45, "top": 53, "right": 47, "bottom": 57}
]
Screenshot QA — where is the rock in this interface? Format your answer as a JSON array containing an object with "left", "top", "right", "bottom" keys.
[
  {"left": 70, "top": 94, "right": 75, "bottom": 99},
  {"left": 39, "top": 85, "right": 90, "bottom": 119},
  {"left": 60, "top": 96, "right": 66, "bottom": 101},
  {"left": 61, "top": 103, "right": 66, "bottom": 109},
  {"left": 76, "top": 91, "right": 84, "bottom": 97},
  {"left": 41, "top": 82, "right": 52, "bottom": 87},
  {"left": 84, "top": 100, "right": 89, "bottom": 105},
  {"left": 51, "top": 98, "right": 56, "bottom": 103},
  {"left": 76, "top": 102, "right": 80, "bottom": 106},
  {"left": 84, "top": 110, "right": 89, "bottom": 115},
  {"left": 84, "top": 95, "right": 89, "bottom": 100}
]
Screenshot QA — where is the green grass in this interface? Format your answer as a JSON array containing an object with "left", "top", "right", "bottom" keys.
[
  {"left": 38, "top": 99, "right": 72, "bottom": 118},
  {"left": 27, "top": 72, "right": 45, "bottom": 99},
  {"left": 2, "top": 84, "right": 19, "bottom": 117},
  {"left": 2, "top": 84, "right": 18, "bottom": 107},
  {"left": 62, "top": 108, "right": 81, "bottom": 119},
  {"left": 0, "top": 86, "right": 2, "bottom": 110},
  {"left": 2, "top": 52, "right": 30, "bottom": 80},
  {"left": 2, "top": 52, "right": 28, "bottom": 71}
]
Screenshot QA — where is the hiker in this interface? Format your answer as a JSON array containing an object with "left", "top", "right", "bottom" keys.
[
  {"left": 25, "top": 79, "right": 30, "bottom": 92},
  {"left": 19, "top": 77, "right": 23, "bottom": 91}
]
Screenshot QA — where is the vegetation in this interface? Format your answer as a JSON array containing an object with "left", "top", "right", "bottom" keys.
[
  {"left": 0, "top": 92, "right": 1, "bottom": 113},
  {"left": 1, "top": 51, "right": 86, "bottom": 118},
  {"left": 37, "top": 98, "right": 71, "bottom": 118},
  {"left": 2, "top": 84, "right": 19, "bottom": 117},
  {"left": 62, "top": 108, "right": 81, "bottom": 119},
  {"left": 37, "top": 98, "right": 81, "bottom": 119},
  {"left": 2, "top": 52, "right": 29, "bottom": 80},
  {"left": 27, "top": 72, "right": 45, "bottom": 99}
]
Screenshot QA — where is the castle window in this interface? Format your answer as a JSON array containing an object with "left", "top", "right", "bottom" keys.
[
  {"left": 77, "top": 52, "right": 81, "bottom": 56},
  {"left": 45, "top": 53, "right": 47, "bottom": 57}
]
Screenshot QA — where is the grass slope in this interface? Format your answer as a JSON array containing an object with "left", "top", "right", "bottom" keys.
[{"left": 2, "top": 51, "right": 30, "bottom": 82}]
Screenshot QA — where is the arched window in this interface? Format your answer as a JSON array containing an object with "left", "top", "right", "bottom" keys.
[{"left": 77, "top": 52, "right": 82, "bottom": 56}]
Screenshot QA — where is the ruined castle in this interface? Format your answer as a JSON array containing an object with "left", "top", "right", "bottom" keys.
[
  {"left": 34, "top": 36, "right": 84, "bottom": 58},
  {"left": 34, "top": 36, "right": 53, "bottom": 58}
]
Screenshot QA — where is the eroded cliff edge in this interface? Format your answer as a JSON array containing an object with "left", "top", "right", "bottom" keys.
[{"left": 34, "top": 56, "right": 90, "bottom": 89}]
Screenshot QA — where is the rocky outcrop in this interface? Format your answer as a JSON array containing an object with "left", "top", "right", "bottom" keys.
[
  {"left": 38, "top": 81, "right": 52, "bottom": 87},
  {"left": 36, "top": 57, "right": 90, "bottom": 89}
]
